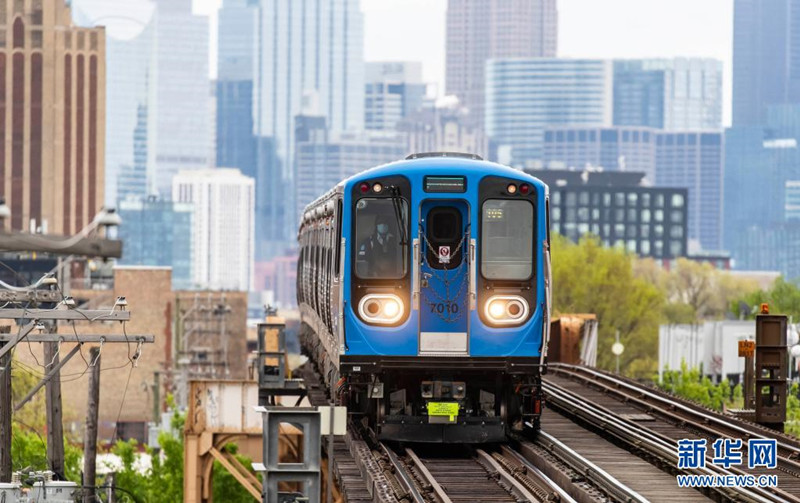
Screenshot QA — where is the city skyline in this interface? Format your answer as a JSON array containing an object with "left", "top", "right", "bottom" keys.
[{"left": 196, "top": 0, "right": 734, "bottom": 124}]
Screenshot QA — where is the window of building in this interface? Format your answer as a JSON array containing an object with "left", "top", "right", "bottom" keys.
[
  {"left": 654, "top": 209, "right": 664, "bottom": 222},
  {"left": 640, "top": 224, "right": 650, "bottom": 238},
  {"left": 603, "top": 193, "right": 611, "bottom": 206},
  {"left": 627, "top": 240, "right": 637, "bottom": 252},
  {"left": 642, "top": 193, "right": 651, "bottom": 206},
  {"left": 578, "top": 191, "right": 589, "bottom": 205},
  {"left": 552, "top": 191, "right": 561, "bottom": 205},
  {"left": 591, "top": 208, "right": 600, "bottom": 220},
  {"left": 578, "top": 207, "right": 589, "bottom": 221},
  {"left": 614, "top": 223, "right": 625, "bottom": 236},
  {"left": 615, "top": 193, "right": 625, "bottom": 206},
  {"left": 654, "top": 240, "right": 664, "bottom": 256},
  {"left": 640, "top": 240, "right": 651, "bottom": 254},
  {"left": 627, "top": 209, "right": 638, "bottom": 221},
  {"left": 641, "top": 209, "right": 651, "bottom": 223},
  {"left": 672, "top": 194, "right": 684, "bottom": 207},
  {"left": 655, "top": 194, "right": 664, "bottom": 207},
  {"left": 670, "top": 226, "right": 683, "bottom": 238},
  {"left": 654, "top": 225, "right": 664, "bottom": 238},
  {"left": 627, "top": 193, "right": 638, "bottom": 205},
  {"left": 566, "top": 208, "right": 576, "bottom": 221},
  {"left": 591, "top": 224, "right": 600, "bottom": 234},
  {"left": 671, "top": 210, "right": 683, "bottom": 223},
  {"left": 669, "top": 241, "right": 683, "bottom": 256},
  {"left": 565, "top": 192, "right": 576, "bottom": 207},
  {"left": 578, "top": 223, "right": 589, "bottom": 234},
  {"left": 615, "top": 209, "right": 625, "bottom": 222},
  {"left": 551, "top": 207, "right": 561, "bottom": 221}
]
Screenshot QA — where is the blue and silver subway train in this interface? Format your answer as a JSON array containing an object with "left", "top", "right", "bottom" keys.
[{"left": 297, "top": 153, "right": 552, "bottom": 442}]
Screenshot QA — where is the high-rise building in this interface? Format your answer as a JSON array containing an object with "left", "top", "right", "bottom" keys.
[
  {"left": 172, "top": 169, "right": 254, "bottom": 291},
  {"left": 399, "top": 105, "right": 491, "bottom": 159},
  {"left": 531, "top": 169, "right": 688, "bottom": 259},
  {"left": 154, "top": 0, "right": 211, "bottom": 196},
  {"left": 724, "top": 106, "right": 800, "bottom": 265},
  {"left": 486, "top": 59, "right": 613, "bottom": 166},
  {"left": 732, "top": 0, "right": 800, "bottom": 126},
  {"left": 654, "top": 132, "right": 724, "bottom": 252},
  {"left": 543, "top": 126, "right": 657, "bottom": 177},
  {"left": 72, "top": 0, "right": 157, "bottom": 204},
  {"left": 294, "top": 117, "right": 407, "bottom": 220},
  {"left": 446, "top": 0, "right": 557, "bottom": 129},
  {"left": 365, "top": 61, "right": 427, "bottom": 131},
  {"left": 117, "top": 197, "right": 194, "bottom": 289},
  {"left": 614, "top": 59, "right": 722, "bottom": 131},
  {"left": 253, "top": 0, "right": 364, "bottom": 247},
  {"left": 543, "top": 126, "right": 724, "bottom": 251},
  {"left": 1, "top": 0, "right": 105, "bottom": 234},
  {"left": 216, "top": 0, "right": 257, "bottom": 178}
]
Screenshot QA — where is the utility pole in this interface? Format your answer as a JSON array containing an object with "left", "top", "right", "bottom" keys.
[
  {"left": 43, "top": 335, "right": 65, "bottom": 478},
  {"left": 0, "top": 331, "right": 11, "bottom": 482},
  {"left": 83, "top": 347, "right": 101, "bottom": 503}
]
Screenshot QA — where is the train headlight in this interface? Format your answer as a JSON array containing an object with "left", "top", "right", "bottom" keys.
[
  {"left": 484, "top": 295, "right": 529, "bottom": 326},
  {"left": 358, "top": 294, "right": 405, "bottom": 325}
]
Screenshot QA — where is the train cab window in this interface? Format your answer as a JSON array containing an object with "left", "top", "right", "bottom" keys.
[
  {"left": 481, "top": 200, "right": 534, "bottom": 280},
  {"left": 355, "top": 198, "right": 408, "bottom": 279}
]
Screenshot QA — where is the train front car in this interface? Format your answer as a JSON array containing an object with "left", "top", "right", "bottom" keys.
[{"left": 299, "top": 153, "right": 551, "bottom": 443}]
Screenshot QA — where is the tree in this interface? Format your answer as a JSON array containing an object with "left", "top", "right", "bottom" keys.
[
  {"left": 551, "top": 234, "right": 664, "bottom": 378},
  {"left": 733, "top": 277, "right": 800, "bottom": 319}
]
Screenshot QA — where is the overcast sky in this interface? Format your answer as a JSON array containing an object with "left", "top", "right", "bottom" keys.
[{"left": 195, "top": 0, "right": 734, "bottom": 124}]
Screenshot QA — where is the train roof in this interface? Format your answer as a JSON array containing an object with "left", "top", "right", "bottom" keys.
[
  {"left": 300, "top": 154, "right": 549, "bottom": 225},
  {"left": 340, "top": 155, "right": 548, "bottom": 190}
]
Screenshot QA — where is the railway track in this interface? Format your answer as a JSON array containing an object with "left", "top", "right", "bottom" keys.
[{"left": 545, "top": 363, "right": 800, "bottom": 502}]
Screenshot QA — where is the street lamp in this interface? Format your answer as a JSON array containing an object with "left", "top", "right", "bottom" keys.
[{"left": 611, "top": 330, "right": 625, "bottom": 375}]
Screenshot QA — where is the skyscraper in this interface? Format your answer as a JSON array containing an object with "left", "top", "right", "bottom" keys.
[
  {"left": 72, "top": 0, "right": 157, "bottom": 204},
  {"left": 732, "top": 0, "right": 800, "bottom": 126},
  {"left": 294, "top": 118, "right": 407, "bottom": 221},
  {"left": 253, "top": 0, "right": 364, "bottom": 249},
  {"left": 543, "top": 126, "right": 724, "bottom": 251},
  {"left": 1, "top": 0, "right": 106, "bottom": 234},
  {"left": 365, "top": 62, "right": 427, "bottom": 131},
  {"left": 216, "top": 0, "right": 257, "bottom": 177},
  {"left": 614, "top": 59, "right": 722, "bottom": 131},
  {"left": 486, "top": 58, "right": 613, "bottom": 166},
  {"left": 446, "top": 0, "right": 557, "bottom": 129},
  {"left": 154, "top": 0, "right": 211, "bottom": 196},
  {"left": 173, "top": 169, "right": 254, "bottom": 291}
]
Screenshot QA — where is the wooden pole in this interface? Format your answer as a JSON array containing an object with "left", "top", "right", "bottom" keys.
[
  {"left": 44, "top": 339, "right": 65, "bottom": 478},
  {"left": 83, "top": 347, "right": 101, "bottom": 503},
  {"left": 0, "top": 340, "right": 11, "bottom": 482},
  {"left": 744, "top": 354, "right": 755, "bottom": 409}
]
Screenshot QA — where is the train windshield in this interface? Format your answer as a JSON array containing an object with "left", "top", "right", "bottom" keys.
[
  {"left": 355, "top": 198, "right": 408, "bottom": 279},
  {"left": 481, "top": 199, "right": 534, "bottom": 280}
]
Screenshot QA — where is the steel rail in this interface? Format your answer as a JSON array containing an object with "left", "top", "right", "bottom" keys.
[
  {"left": 474, "top": 449, "right": 540, "bottom": 502},
  {"left": 499, "top": 445, "right": 579, "bottom": 503},
  {"left": 536, "top": 430, "right": 648, "bottom": 503},
  {"left": 379, "top": 444, "right": 427, "bottom": 503},
  {"left": 405, "top": 448, "right": 453, "bottom": 503},
  {"left": 550, "top": 363, "right": 800, "bottom": 458},
  {"left": 545, "top": 380, "right": 791, "bottom": 503}
]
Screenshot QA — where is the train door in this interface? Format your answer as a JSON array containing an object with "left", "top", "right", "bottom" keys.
[{"left": 418, "top": 200, "right": 470, "bottom": 355}]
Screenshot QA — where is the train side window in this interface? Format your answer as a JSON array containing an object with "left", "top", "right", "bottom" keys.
[{"left": 335, "top": 199, "right": 343, "bottom": 276}]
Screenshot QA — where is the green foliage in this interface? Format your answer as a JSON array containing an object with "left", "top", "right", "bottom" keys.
[
  {"left": 787, "top": 383, "right": 800, "bottom": 438},
  {"left": 551, "top": 234, "right": 663, "bottom": 378},
  {"left": 10, "top": 428, "right": 82, "bottom": 482},
  {"left": 212, "top": 444, "right": 256, "bottom": 503},
  {"left": 733, "top": 277, "right": 800, "bottom": 319},
  {"left": 657, "top": 361, "right": 740, "bottom": 411},
  {"left": 107, "top": 405, "right": 256, "bottom": 503}
]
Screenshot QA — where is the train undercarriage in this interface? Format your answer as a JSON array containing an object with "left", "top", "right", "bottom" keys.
[{"left": 300, "top": 324, "right": 543, "bottom": 443}]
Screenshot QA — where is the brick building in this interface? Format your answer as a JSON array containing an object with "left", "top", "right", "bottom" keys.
[{"left": 0, "top": 0, "right": 106, "bottom": 233}]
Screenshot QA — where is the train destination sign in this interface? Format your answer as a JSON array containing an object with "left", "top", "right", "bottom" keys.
[{"left": 424, "top": 176, "right": 467, "bottom": 193}]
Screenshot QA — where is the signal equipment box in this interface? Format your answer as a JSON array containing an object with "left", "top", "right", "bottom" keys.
[{"left": 755, "top": 314, "right": 789, "bottom": 430}]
